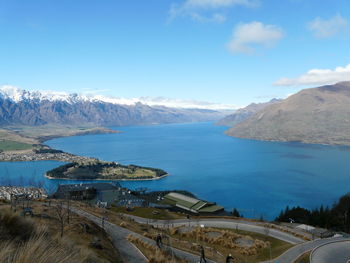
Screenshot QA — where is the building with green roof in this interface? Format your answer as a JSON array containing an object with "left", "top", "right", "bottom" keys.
[{"left": 163, "top": 192, "right": 224, "bottom": 215}]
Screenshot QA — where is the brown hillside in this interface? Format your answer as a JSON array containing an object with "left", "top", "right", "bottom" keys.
[{"left": 227, "top": 82, "right": 350, "bottom": 145}]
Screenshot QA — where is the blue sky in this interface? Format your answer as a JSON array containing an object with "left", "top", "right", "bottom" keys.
[{"left": 0, "top": 0, "right": 349, "bottom": 106}]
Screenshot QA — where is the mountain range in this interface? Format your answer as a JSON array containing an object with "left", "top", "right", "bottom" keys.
[
  {"left": 227, "top": 81, "right": 350, "bottom": 145},
  {"left": 216, "top": 98, "right": 282, "bottom": 127},
  {"left": 0, "top": 86, "right": 231, "bottom": 126}
]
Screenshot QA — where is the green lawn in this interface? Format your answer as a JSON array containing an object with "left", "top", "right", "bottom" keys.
[
  {"left": 293, "top": 251, "right": 310, "bottom": 263},
  {"left": 109, "top": 206, "right": 184, "bottom": 220},
  {"left": 202, "top": 228, "right": 294, "bottom": 263},
  {"left": 0, "top": 140, "right": 33, "bottom": 151}
]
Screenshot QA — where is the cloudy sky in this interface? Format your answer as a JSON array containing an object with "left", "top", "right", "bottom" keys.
[{"left": 0, "top": 0, "right": 349, "bottom": 106}]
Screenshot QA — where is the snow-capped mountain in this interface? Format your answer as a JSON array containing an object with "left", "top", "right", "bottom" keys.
[
  {"left": 0, "top": 85, "right": 236, "bottom": 110},
  {"left": 0, "top": 85, "right": 231, "bottom": 126}
]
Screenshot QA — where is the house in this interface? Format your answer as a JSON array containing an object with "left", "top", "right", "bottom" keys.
[
  {"left": 163, "top": 192, "right": 224, "bottom": 215},
  {"left": 53, "top": 182, "right": 148, "bottom": 208},
  {"left": 53, "top": 182, "right": 122, "bottom": 207}
]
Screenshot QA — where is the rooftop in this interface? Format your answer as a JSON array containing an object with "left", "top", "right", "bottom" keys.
[
  {"left": 164, "top": 192, "right": 224, "bottom": 214},
  {"left": 57, "top": 182, "right": 121, "bottom": 192}
]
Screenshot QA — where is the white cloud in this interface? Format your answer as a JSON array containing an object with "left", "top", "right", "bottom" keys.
[
  {"left": 190, "top": 12, "right": 227, "bottom": 23},
  {"left": 274, "top": 63, "right": 350, "bottom": 86},
  {"left": 135, "top": 96, "right": 238, "bottom": 110},
  {"left": 308, "top": 14, "right": 349, "bottom": 38},
  {"left": 169, "top": 0, "right": 258, "bottom": 23},
  {"left": 177, "top": 0, "right": 258, "bottom": 9},
  {"left": 227, "top": 21, "right": 284, "bottom": 54}
]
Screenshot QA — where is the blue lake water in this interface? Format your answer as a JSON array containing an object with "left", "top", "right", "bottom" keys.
[{"left": 1, "top": 122, "right": 350, "bottom": 219}]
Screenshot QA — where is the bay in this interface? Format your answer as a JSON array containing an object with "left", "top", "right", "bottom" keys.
[{"left": 1, "top": 122, "right": 350, "bottom": 219}]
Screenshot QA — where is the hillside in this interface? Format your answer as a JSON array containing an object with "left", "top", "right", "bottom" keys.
[
  {"left": 0, "top": 202, "right": 121, "bottom": 263},
  {"left": 227, "top": 82, "right": 350, "bottom": 145},
  {"left": 0, "top": 87, "right": 227, "bottom": 127},
  {"left": 217, "top": 98, "right": 282, "bottom": 127}
]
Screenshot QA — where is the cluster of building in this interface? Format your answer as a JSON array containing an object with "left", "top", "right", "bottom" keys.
[
  {"left": 53, "top": 182, "right": 146, "bottom": 208},
  {"left": 0, "top": 151, "right": 97, "bottom": 162},
  {"left": 0, "top": 186, "right": 47, "bottom": 200},
  {"left": 52, "top": 182, "right": 224, "bottom": 215}
]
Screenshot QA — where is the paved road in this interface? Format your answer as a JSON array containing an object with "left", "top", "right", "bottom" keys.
[
  {"left": 263, "top": 237, "right": 350, "bottom": 263},
  {"left": 70, "top": 207, "right": 215, "bottom": 263},
  {"left": 120, "top": 214, "right": 304, "bottom": 244},
  {"left": 70, "top": 207, "right": 147, "bottom": 263},
  {"left": 310, "top": 240, "right": 350, "bottom": 263}
]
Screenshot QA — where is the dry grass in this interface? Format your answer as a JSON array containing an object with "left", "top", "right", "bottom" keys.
[
  {"left": 0, "top": 210, "right": 36, "bottom": 241},
  {"left": 0, "top": 209, "right": 89, "bottom": 263},
  {"left": 73, "top": 203, "right": 293, "bottom": 263},
  {"left": 263, "top": 223, "right": 311, "bottom": 241},
  {"left": 0, "top": 202, "right": 122, "bottom": 263},
  {"left": 0, "top": 229, "right": 89, "bottom": 263},
  {"left": 175, "top": 226, "right": 269, "bottom": 256},
  {"left": 127, "top": 234, "right": 186, "bottom": 263}
]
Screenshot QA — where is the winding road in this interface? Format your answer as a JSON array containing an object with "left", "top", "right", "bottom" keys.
[
  {"left": 310, "top": 240, "right": 350, "bottom": 263},
  {"left": 263, "top": 237, "right": 350, "bottom": 263},
  {"left": 69, "top": 207, "right": 215, "bottom": 263},
  {"left": 70, "top": 207, "right": 350, "bottom": 263},
  {"left": 120, "top": 214, "right": 305, "bottom": 244}
]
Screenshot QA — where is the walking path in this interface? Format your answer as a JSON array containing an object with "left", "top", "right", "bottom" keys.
[
  {"left": 262, "top": 237, "right": 350, "bottom": 263},
  {"left": 68, "top": 207, "right": 350, "bottom": 263},
  {"left": 69, "top": 207, "right": 216, "bottom": 263},
  {"left": 119, "top": 213, "right": 305, "bottom": 244},
  {"left": 310, "top": 240, "right": 350, "bottom": 263}
]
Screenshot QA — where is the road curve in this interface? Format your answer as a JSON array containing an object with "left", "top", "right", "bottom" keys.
[
  {"left": 310, "top": 240, "right": 350, "bottom": 263},
  {"left": 120, "top": 214, "right": 304, "bottom": 244},
  {"left": 69, "top": 207, "right": 147, "bottom": 263},
  {"left": 69, "top": 207, "right": 215, "bottom": 263},
  {"left": 263, "top": 237, "right": 350, "bottom": 263}
]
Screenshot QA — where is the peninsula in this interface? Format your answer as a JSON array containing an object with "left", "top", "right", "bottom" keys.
[
  {"left": 0, "top": 125, "right": 169, "bottom": 181},
  {"left": 0, "top": 125, "right": 118, "bottom": 162},
  {"left": 46, "top": 161, "right": 168, "bottom": 180}
]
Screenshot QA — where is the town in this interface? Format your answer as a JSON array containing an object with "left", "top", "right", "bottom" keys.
[{"left": 0, "top": 149, "right": 98, "bottom": 163}]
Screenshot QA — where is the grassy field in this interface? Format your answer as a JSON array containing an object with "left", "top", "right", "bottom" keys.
[
  {"left": 7, "top": 124, "right": 118, "bottom": 142},
  {"left": 0, "top": 129, "right": 38, "bottom": 144},
  {"left": 294, "top": 251, "right": 310, "bottom": 263},
  {"left": 0, "top": 125, "right": 118, "bottom": 153},
  {"left": 0, "top": 140, "right": 33, "bottom": 151},
  {"left": 234, "top": 229, "right": 294, "bottom": 262},
  {"left": 163, "top": 226, "right": 293, "bottom": 263},
  {"left": 110, "top": 206, "right": 185, "bottom": 220}
]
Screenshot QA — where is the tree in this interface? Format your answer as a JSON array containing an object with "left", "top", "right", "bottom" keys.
[
  {"left": 55, "top": 201, "right": 67, "bottom": 237},
  {"left": 232, "top": 208, "right": 240, "bottom": 217}
]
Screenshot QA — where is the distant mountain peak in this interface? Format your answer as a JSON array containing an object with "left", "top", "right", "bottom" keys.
[
  {"left": 227, "top": 82, "right": 350, "bottom": 145},
  {"left": 217, "top": 98, "right": 282, "bottom": 127},
  {"left": 0, "top": 85, "right": 237, "bottom": 110},
  {"left": 0, "top": 85, "right": 231, "bottom": 127}
]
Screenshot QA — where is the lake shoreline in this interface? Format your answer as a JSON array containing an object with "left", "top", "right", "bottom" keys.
[
  {"left": 0, "top": 126, "right": 119, "bottom": 163},
  {"left": 0, "top": 126, "right": 170, "bottom": 182}
]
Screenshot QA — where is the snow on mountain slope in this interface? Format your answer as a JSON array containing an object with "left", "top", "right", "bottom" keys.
[{"left": 0, "top": 85, "right": 237, "bottom": 110}]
